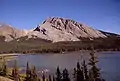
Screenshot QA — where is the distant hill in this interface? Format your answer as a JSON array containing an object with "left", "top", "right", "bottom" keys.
[
  {"left": 0, "top": 23, "right": 26, "bottom": 41},
  {"left": 99, "top": 30, "right": 120, "bottom": 37}
]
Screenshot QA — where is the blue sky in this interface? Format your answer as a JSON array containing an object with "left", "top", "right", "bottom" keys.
[{"left": 0, "top": 0, "right": 120, "bottom": 34}]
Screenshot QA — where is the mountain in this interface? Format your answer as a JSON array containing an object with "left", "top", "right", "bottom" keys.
[
  {"left": 0, "top": 17, "right": 119, "bottom": 43},
  {"left": 0, "top": 17, "right": 120, "bottom": 53},
  {"left": 0, "top": 23, "right": 26, "bottom": 41},
  {"left": 99, "top": 30, "right": 120, "bottom": 37},
  {"left": 27, "top": 17, "right": 107, "bottom": 42}
]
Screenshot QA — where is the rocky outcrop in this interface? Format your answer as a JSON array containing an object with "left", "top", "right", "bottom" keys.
[
  {"left": 0, "top": 23, "right": 26, "bottom": 41},
  {"left": 27, "top": 17, "right": 107, "bottom": 42}
]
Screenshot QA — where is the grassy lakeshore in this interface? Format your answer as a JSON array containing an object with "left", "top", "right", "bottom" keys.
[
  {"left": 0, "top": 53, "right": 20, "bottom": 57},
  {"left": 0, "top": 76, "right": 13, "bottom": 81},
  {"left": 0, "top": 53, "right": 20, "bottom": 62}
]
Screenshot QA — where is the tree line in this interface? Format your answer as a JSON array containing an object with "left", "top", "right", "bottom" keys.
[
  {"left": 0, "top": 49, "right": 105, "bottom": 81},
  {"left": 0, "top": 36, "right": 120, "bottom": 54}
]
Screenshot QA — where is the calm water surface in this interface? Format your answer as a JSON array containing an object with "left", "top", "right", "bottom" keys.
[{"left": 8, "top": 51, "right": 120, "bottom": 81}]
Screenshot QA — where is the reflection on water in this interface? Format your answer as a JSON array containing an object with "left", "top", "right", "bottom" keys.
[{"left": 8, "top": 52, "right": 120, "bottom": 81}]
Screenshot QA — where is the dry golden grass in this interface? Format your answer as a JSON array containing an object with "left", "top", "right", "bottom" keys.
[{"left": 0, "top": 76, "right": 13, "bottom": 81}]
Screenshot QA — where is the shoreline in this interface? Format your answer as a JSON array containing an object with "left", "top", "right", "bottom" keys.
[
  {"left": 0, "top": 53, "right": 21, "bottom": 62},
  {"left": 0, "top": 53, "right": 20, "bottom": 57},
  {"left": 0, "top": 50, "right": 120, "bottom": 55},
  {"left": 0, "top": 76, "right": 13, "bottom": 81}
]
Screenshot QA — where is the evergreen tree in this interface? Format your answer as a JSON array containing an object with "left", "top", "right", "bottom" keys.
[
  {"left": 49, "top": 75, "right": 52, "bottom": 81},
  {"left": 31, "top": 66, "right": 38, "bottom": 81},
  {"left": 82, "top": 60, "right": 89, "bottom": 81},
  {"left": 24, "top": 62, "right": 32, "bottom": 81},
  {"left": 73, "top": 68, "right": 77, "bottom": 81},
  {"left": 76, "top": 62, "right": 84, "bottom": 81},
  {"left": 53, "top": 75, "right": 56, "bottom": 81},
  {"left": 0, "top": 60, "right": 2, "bottom": 74},
  {"left": 73, "top": 62, "right": 84, "bottom": 81},
  {"left": 0, "top": 57, "right": 7, "bottom": 76},
  {"left": 38, "top": 78, "right": 41, "bottom": 81},
  {"left": 56, "top": 66, "right": 62, "bottom": 81},
  {"left": 46, "top": 78, "right": 49, "bottom": 81},
  {"left": 62, "top": 68, "right": 70, "bottom": 81},
  {"left": 42, "top": 72, "right": 45, "bottom": 81},
  {"left": 2, "top": 63, "right": 7, "bottom": 76},
  {"left": 88, "top": 47, "right": 101, "bottom": 81},
  {"left": 11, "top": 60, "right": 20, "bottom": 81}
]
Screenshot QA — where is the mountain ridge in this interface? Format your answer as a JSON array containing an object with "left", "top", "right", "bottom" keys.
[
  {"left": 0, "top": 17, "right": 120, "bottom": 53},
  {"left": 0, "top": 17, "right": 119, "bottom": 42},
  {"left": 0, "top": 23, "right": 26, "bottom": 41}
]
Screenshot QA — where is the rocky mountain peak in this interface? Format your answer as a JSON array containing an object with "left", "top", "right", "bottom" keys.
[
  {"left": 43, "top": 17, "right": 84, "bottom": 30},
  {"left": 42, "top": 17, "right": 102, "bottom": 36},
  {"left": 28, "top": 17, "right": 107, "bottom": 42}
]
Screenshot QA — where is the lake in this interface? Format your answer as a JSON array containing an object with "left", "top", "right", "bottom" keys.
[{"left": 8, "top": 51, "right": 120, "bottom": 81}]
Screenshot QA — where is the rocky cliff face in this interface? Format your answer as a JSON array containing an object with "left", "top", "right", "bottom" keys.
[
  {"left": 27, "top": 17, "right": 107, "bottom": 42},
  {"left": 0, "top": 24, "right": 26, "bottom": 41}
]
